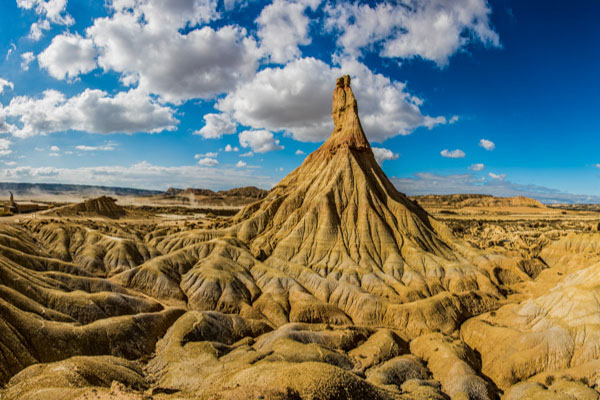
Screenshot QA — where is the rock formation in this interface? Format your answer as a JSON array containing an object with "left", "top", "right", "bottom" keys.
[
  {"left": 6, "top": 191, "right": 18, "bottom": 213},
  {"left": 224, "top": 74, "right": 500, "bottom": 329},
  {"left": 45, "top": 196, "right": 127, "bottom": 218},
  {"left": 1, "top": 76, "right": 598, "bottom": 399}
]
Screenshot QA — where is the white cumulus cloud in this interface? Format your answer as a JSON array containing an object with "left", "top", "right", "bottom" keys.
[
  {"left": 235, "top": 160, "right": 247, "bottom": 167},
  {"left": 441, "top": 149, "right": 465, "bottom": 158},
  {"left": 488, "top": 172, "right": 506, "bottom": 180},
  {"left": 295, "top": 149, "right": 305, "bottom": 155},
  {"left": 224, "top": 144, "right": 239, "bottom": 152},
  {"left": 194, "top": 152, "right": 218, "bottom": 158},
  {"left": 256, "top": 0, "right": 319, "bottom": 63},
  {"left": 76, "top": 144, "right": 116, "bottom": 151},
  {"left": 479, "top": 138, "right": 495, "bottom": 151},
  {"left": 372, "top": 147, "right": 399, "bottom": 165},
  {"left": 28, "top": 20, "right": 51, "bottom": 41},
  {"left": 239, "top": 130, "right": 284, "bottom": 153},
  {"left": 18, "top": 0, "right": 74, "bottom": 41},
  {"left": 21, "top": 52, "right": 35, "bottom": 71},
  {"left": 5, "top": 44, "right": 16, "bottom": 60},
  {"left": 468, "top": 163, "right": 485, "bottom": 171},
  {"left": 195, "top": 113, "right": 237, "bottom": 139},
  {"left": 76, "top": 2, "right": 259, "bottom": 103},
  {"left": 38, "top": 33, "right": 97, "bottom": 80},
  {"left": 0, "top": 139, "right": 13, "bottom": 156},
  {"left": 197, "top": 157, "right": 219, "bottom": 166},
  {"left": 0, "top": 78, "right": 13, "bottom": 94},
  {"left": 218, "top": 57, "right": 447, "bottom": 143},
  {"left": 17, "top": 0, "right": 74, "bottom": 24},
  {"left": 0, "top": 88, "right": 177, "bottom": 138},
  {"left": 325, "top": 0, "right": 499, "bottom": 66}
]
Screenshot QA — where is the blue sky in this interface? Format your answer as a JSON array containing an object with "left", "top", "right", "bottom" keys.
[{"left": 0, "top": 0, "right": 599, "bottom": 202}]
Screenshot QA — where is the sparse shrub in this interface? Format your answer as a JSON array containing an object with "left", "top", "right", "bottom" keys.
[
  {"left": 578, "top": 376, "right": 590, "bottom": 386},
  {"left": 545, "top": 375, "right": 555, "bottom": 387}
]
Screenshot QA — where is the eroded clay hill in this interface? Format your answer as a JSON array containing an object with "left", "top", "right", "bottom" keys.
[
  {"left": 1, "top": 76, "right": 600, "bottom": 399},
  {"left": 45, "top": 196, "right": 127, "bottom": 218}
]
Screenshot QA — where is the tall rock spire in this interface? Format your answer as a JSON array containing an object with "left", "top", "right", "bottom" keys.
[{"left": 324, "top": 75, "right": 371, "bottom": 153}]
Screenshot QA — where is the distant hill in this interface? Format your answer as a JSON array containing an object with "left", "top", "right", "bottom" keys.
[
  {"left": 411, "top": 194, "right": 545, "bottom": 209},
  {"left": 0, "top": 182, "right": 161, "bottom": 197},
  {"left": 45, "top": 196, "right": 127, "bottom": 219},
  {"left": 161, "top": 186, "right": 268, "bottom": 199},
  {"left": 219, "top": 186, "right": 268, "bottom": 199}
]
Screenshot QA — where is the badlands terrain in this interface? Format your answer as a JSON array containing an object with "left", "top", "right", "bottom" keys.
[{"left": 1, "top": 76, "right": 600, "bottom": 399}]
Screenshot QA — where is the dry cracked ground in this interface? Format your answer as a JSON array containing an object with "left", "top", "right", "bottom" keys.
[{"left": 1, "top": 76, "right": 600, "bottom": 400}]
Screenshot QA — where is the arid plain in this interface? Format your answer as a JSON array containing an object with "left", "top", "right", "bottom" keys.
[{"left": 1, "top": 77, "right": 600, "bottom": 400}]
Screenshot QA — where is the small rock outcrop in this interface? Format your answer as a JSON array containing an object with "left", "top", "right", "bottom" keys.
[{"left": 6, "top": 191, "right": 18, "bottom": 213}]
